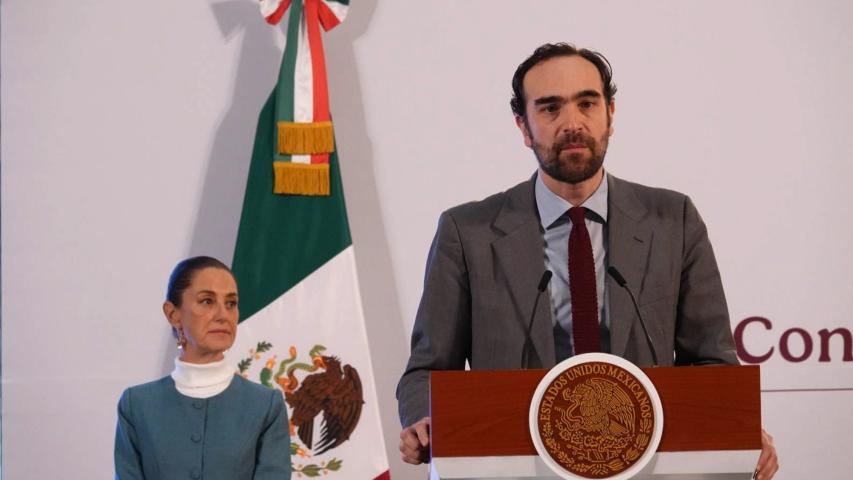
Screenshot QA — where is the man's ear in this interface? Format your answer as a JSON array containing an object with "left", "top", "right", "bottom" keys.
[
  {"left": 515, "top": 115, "right": 534, "bottom": 148},
  {"left": 607, "top": 99, "right": 616, "bottom": 136}
]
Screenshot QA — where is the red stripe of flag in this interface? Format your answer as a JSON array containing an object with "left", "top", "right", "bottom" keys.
[
  {"left": 305, "top": 0, "right": 331, "bottom": 164},
  {"left": 317, "top": 1, "right": 342, "bottom": 31},
  {"left": 373, "top": 470, "right": 392, "bottom": 480},
  {"left": 265, "top": 0, "right": 292, "bottom": 25}
]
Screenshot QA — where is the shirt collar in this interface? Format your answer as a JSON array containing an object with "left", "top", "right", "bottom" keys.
[{"left": 535, "top": 170, "right": 609, "bottom": 229}]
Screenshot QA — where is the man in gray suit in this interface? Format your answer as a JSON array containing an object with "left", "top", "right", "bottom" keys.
[{"left": 396, "top": 43, "right": 778, "bottom": 479}]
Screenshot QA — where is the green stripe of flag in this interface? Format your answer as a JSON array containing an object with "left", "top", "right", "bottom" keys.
[{"left": 232, "top": 90, "right": 352, "bottom": 322}]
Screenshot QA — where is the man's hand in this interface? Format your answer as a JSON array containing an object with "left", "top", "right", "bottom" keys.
[
  {"left": 754, "top": 429, "right": 779, "bottom": 479},
  {"left": 399, "top": 416, "right": 431, "bottom": 465}
]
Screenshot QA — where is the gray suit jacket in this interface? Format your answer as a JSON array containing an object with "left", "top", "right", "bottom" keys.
[{"left": 396, "top": 173, "right": 738, "bottom": 427}]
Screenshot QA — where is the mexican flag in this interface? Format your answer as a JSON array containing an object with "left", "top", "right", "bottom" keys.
[{"left": 229, "top": 1, "right": 390, "bottom": 478}]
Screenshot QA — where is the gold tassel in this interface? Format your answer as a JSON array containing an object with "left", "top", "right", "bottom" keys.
[
  {"left": 273, "top": 162, "right": 331, "bottom": 196},
  {"left": 277, "top": 121, "right": 335, "bottom": 155}
]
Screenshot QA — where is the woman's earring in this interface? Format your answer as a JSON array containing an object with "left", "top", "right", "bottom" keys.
[{"left": 176, "top": 329, "right": 186, "bottom": 349}]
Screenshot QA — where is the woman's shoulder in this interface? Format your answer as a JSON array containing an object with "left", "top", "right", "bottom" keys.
[
  {"left": 129, "top": 375, "right": 173, "bottom": 390},
  {"left": 224, "top": 376, "right": 287, "bottom": 426},
  {"left": 119, "top": 376, "right": 174, "bottom": 406},
  {"left": 229, "top": 374, "right": 278, "bottom": 398},
  {"left": 125, "top": 375, "right": 172, "bottom": 393},
  {"left": 226, "top": 375, "right": 284, "bottom": 409}
]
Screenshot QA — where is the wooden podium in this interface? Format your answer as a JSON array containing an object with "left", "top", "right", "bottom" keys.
[{"left": 429, "top": 366, "right": 761, "bottom": 479}]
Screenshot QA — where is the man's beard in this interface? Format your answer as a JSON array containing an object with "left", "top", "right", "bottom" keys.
[{"left": 532, "top": 130, "right": 609, "bottom": 185}]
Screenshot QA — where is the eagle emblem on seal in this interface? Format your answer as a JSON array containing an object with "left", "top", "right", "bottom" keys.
[{"left": 557, "top": 378, "right": 635, "bottom": 438}]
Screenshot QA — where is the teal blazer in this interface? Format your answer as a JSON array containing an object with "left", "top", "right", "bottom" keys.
[{"left": 114, "top": 374, "right": 291, "bottom": 480}]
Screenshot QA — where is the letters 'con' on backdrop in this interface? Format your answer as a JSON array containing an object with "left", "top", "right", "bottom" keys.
[{"left": 2, "top": 1, "right": 851, "bottom": 478}]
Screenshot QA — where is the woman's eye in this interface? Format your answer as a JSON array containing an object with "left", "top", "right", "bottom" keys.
[
  {"left": 226, "top": 301, "right": 238, "bottom": 309},
  {"left": 200, "top": 298, "right": 214, "bottom": 305}
]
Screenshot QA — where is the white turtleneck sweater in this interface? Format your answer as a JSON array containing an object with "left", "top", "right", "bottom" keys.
[{"left": 170, "top": 356, "right": 235, "bottom": 399}]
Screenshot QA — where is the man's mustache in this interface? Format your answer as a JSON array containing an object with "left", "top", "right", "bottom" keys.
[{"left": 553, "top": 133, "right": 595, "bottom": 151}]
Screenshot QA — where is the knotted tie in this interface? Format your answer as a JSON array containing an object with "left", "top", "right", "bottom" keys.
[{"left": 568, "top": 207, "right": 600, "bottom": 354}]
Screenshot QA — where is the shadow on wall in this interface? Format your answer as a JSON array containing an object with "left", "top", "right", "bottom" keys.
[
  {"left": 158, "top": 0, "right": 280, "bottom": 376},
  {"left": 189, "top": 0, "right": 280, "bottom": 263},
  {"left": 182, "top": 0, "right": 413, "bottom": 476}
]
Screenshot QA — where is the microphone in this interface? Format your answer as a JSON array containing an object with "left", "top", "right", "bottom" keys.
[
  {"left": 607, "top": 266, "right": 659, "bottom": 366},
  {"left": 521, "top": 270, "right": 553, "bottom": 369}
]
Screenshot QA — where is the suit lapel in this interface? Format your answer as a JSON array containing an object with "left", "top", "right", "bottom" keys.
[
  {"left": 606, "top": 174, "right": 653, "bottom": 358},
  {"left": 492, "top": 178, "right": 556, "bottom": 367}
]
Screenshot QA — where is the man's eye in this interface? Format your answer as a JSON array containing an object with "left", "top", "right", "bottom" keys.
[
  {"left": 539, "top": 103, "right": 560, "bottom": 115},
  {"left": 579, "top": 101, "right": 594, "bottom": 109}
]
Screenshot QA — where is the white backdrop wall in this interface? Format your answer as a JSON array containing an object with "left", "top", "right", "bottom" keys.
[{"left": 3, "top": 1, "right": 852, "bottom": 479}]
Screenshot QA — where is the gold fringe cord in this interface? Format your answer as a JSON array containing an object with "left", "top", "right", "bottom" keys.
[
  {"left": 277, "top": 121, "right": 335, "bottom": 155},
  {"left": 273, "top": 162, "right": 331, "bottom": 196}
]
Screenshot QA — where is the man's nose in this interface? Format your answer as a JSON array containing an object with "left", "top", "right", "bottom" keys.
[{"left": 561, "top": 109, "right": 584, "bottom": 134}]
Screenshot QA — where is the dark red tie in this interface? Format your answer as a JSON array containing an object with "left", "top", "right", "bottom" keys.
[{"left": 568, "top": 207, "right": 600, "bottom": 354}]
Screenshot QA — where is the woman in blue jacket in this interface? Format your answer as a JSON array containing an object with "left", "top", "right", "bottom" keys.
[{"left": 114, "top": 256, "right": 291, "bottom": 479}]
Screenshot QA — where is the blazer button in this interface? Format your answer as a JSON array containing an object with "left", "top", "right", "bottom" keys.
[
  {"left": 190, "top": 468, "right": 200, "bottom": 479},
  {"left": 191, "top": 433, "right": 202, "bottom": 443},
  {"left": 192, "top": 401, "right": 204, "bottom": 409}
]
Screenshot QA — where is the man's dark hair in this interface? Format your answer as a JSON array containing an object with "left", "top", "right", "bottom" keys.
[
  {"left": 510, "top": 43, "right": 617, "bottom": 117},
  {"left": 166, "top": 255, "right": 233, "bottom": 307}
]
